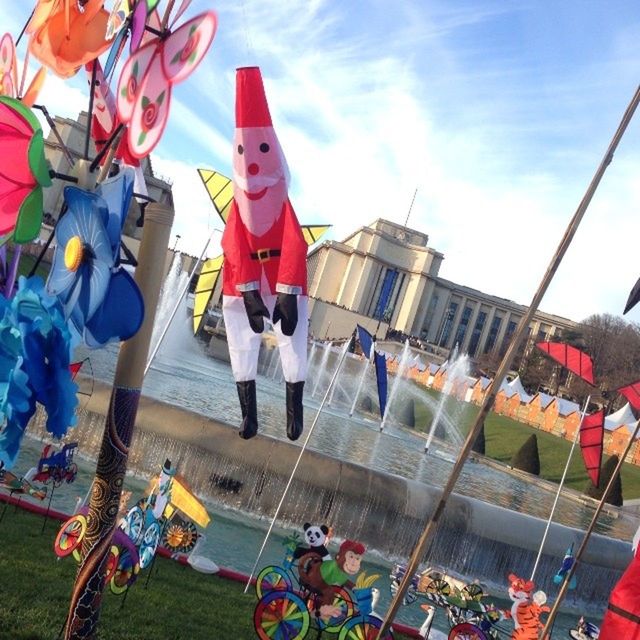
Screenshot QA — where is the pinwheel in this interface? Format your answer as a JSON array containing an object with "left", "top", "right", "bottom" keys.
[
  {"left": 28, "top": 0, "right": 112, "bottom": 78},
  {"left": 0, "top": 33, "right": 18, "bottom": 98},
  {"left": 46, "top": 169, "right": 144, "bottom": 347},
  {"left": 116, "top": 10, "right": 217, "bottom": 158},
  {"left": 0, "top": 276, "right": 78, "bottom": 470},
  {"left": 0, "top": 96, "right": 52, "bottom": 245}
]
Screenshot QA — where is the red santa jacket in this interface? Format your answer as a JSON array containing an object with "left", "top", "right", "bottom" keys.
[
  {"left": 600, "top": 542, "right": 640, "bottom": 639},
  {"left": 221, "top": 198, "right": 307, "bottom": 297}
]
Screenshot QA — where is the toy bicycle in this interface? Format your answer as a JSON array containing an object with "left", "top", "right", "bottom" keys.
[{"left": 254, "top": 536, "right": 394, "bottom": 639}]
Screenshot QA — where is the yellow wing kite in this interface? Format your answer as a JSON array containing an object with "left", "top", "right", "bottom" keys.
[
  {"left": 193, "top": 255, "right": 223, "bottom": 335},
  {"left": 194, "top": 167, "right": 331, "bottom": 335}
]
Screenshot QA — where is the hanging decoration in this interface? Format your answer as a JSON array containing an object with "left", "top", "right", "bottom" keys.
[
  {"left": 116, "top": 9, "right": 217, "bottom": 158},
  {"left": 46, "top": 170, "right": 144, "bottom": 347},
  {"left": 0, "top": 33, "right": 18, "bottom": 98},
  {"left": 28, "top": 0, "right": 112, "bottom": 78},
  {"left": 32, "top": 442, "right": 78, "bottom": 486},
  {"left": 0, "top": 276, "right": 78, "bottom": 470},
  {"left": 0, "top": 96, "right": 52, "bottom": 245},
  {"left": 221, "top": 67, "right": 310, "bottom": 441},
  {"left": 553, "top": 544, "right": 577, "bottom": 590}
]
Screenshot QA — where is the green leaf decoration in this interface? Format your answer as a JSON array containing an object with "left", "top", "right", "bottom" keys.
[
  {"left": 141, "top": 95, "right": 150, "bottom": 108},
  {"left": 189, "top": 25, "right": 197, "bottom": 35},
  {"left": 133, "top": 60, "right": 139, "bottom": 77},
  {"left": 28, "top": 130, "right": 52, "bottom": 188},
  {"left": 138, "top": 131, "right": 147, "bottom": 145},
  {"left": 121, "top": 86, "right": 128, "bottom": 98},
  {"left": 188, "top": 51, "right": 196, "bottom": 65},
  {"left": 13, "top": 187, "right": 43, "bottom": 244},
  {"left": 171, "top": 51, "right": 180, "bottom": 65},
  {"left": 156, "top": 91, "right": 165, "bottom": 106}
]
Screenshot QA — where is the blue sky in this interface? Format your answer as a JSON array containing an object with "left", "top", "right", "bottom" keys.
[{"left": 3, "top": 1, "right": 640, "bottom": 323}]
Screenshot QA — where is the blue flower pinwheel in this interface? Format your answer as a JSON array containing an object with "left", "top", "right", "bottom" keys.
[
  {"left": 0, "top": 276, "right": 78, "bottom": 470},
  {"left": 46, "top": 169, "right": 144, "bottom": 348}
]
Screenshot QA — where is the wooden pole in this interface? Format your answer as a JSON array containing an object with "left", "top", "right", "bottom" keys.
[
  {"left": 377, "top": 84, "right": 640, "bottom": 639},
  {"left": 63, "top": 203, "right": 174, "bottom": 639},
  {"left": 539, "top": 420, "right": 640, "bottom": 638}
]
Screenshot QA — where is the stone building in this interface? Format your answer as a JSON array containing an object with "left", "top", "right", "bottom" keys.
[{"left": 308, "top": 218, "right": 577, "bottom": 358}]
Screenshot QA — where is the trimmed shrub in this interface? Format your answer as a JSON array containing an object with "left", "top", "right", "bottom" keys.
[
  {"left": 400, "top": 398, "right": 415, "bottom": 427},
  {"left": 472, "top": 422, "right": 486, "bottom": 455},
  {"left": 510, "top": 434, "right": 541, "bottom": 475},
  {"left": 584, "top": 455, "right": 623, "bottom": 506}
]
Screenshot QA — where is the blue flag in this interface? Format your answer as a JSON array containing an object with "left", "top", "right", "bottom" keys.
[
  {"left": 357, "top": 324, "right": 373, "bottom": 359},
  {"left": 374, "top": 351, "right": 388, "bottom": 418}
]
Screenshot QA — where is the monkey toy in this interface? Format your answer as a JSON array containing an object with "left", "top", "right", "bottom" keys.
[{"left": 298, "top": 539, "right": 365, "bottom": 620}]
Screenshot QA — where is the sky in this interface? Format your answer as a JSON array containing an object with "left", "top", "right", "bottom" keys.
[{"left": 2, "top": 1, "right": 640, "bottom": 324}]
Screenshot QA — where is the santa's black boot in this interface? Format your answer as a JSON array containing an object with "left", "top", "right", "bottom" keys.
[
  {"left": 286, "top": 381, "right": 304, "bottom": 441},
  {"left": 237, "top": 380, "right": 259, "bottom": 439}
]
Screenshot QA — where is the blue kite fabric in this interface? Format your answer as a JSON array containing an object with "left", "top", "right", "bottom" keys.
[
  {"left": 46, "top": 169, "right": 144, "bottom": 347},
  {"left": 356, "top": 324, "right": 388, "bottom": 418},
  {"left": 0, "top": 276, "right": 78, "bottom": 469}
]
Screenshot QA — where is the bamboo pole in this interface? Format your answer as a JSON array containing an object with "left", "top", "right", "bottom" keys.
[
  {"left": 539, "top": 419, "right": 640, "bottom": 638},
  {"left": 64, "top": 203, "right": 174, "bottom": 639},
  {"left": 377, "top": 84, "right": 640, "bottom": 639}
]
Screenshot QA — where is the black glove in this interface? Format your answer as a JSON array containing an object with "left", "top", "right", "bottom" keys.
[
  {"left": 242, "top": 290, "right": 270, "bottom": 333},
  {"left": 272, "top": 292, "right": 298, "bottom": 336}
]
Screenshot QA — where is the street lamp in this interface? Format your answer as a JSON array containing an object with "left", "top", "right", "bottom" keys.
[{"left": 172, "top": 234, "right": 181, "bottom": 251}]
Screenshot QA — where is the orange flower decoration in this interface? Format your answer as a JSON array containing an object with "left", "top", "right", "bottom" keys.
[{"left": 28, "top": 0, "right": 111, "bottom": 78}]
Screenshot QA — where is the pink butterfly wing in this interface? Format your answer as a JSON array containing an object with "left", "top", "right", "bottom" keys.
[
  {"left": 116, "top": 39, "right": 157, "bottom": 124},
  {"left": 161, "top": 12, "right": 217, "bottom": 85},
  {"left": 0, "top": 34, "right": 17, "bottom": 98},
  {"left": 170, "top": 0, "right": 193, "bottom": 27},
  {"left": 141, "top": 9, "right": 162, "bottom": 46},
  {"left": 127, "top": 53, "right": 171, "bottom": 158}
]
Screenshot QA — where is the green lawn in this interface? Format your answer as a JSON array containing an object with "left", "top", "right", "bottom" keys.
[
  {"left": 0, "top": 507, "right": 413, "bottom": 640},
  {"left": 411, "top": 387, "right": 640, "bottom": 500}
]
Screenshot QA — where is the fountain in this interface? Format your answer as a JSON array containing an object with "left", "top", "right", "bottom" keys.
[
  {"left": 58, "top": 254, "right": 636, "bottom": 616},
  {"left": 425, "top": 347, "right": 468, "bottom": 454}
]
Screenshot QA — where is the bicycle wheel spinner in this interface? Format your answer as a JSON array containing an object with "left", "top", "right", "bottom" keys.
[{"left": 254, "top": 590, "right": 310, "bottom": 640}]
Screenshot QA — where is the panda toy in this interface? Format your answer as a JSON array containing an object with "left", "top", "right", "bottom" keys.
[{"left": 293, "top": 522, "right": 331, "bottom": 561}]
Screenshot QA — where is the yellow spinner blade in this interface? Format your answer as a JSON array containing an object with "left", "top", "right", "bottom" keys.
[
  {"left": 193, "top": 254, "right": 223, "bottom": 335},
  {"left": 301, "top": 225, "right": 331, "bottom": 246},
  {"left": 169, "top": 476, "right": 210, "bottom": 528},
  {"left": 198, "top": 169, "right": 233, "bottom": 224}
]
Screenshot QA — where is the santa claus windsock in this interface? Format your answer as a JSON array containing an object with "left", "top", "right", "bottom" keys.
[{"left": 221, "top": 66, "right": 308, "bottom": 441}]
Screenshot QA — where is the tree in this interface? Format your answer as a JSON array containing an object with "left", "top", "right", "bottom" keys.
[
  {"left": 584, "top": 454, "right": 623, "bottom": 506},
  {"left": 571, "top": 315, "right": 640, "bottom": 412},
  {"left": 472, "top": 421, "right": 486, "bottom": 455},
  {"left": 510, "top": 434, "right": 541, "bottom": 475}
]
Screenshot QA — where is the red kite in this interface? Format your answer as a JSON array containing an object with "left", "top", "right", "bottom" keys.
[
  {"left": 536, "top": 342, "right": 595, "bottom": 385},
  {"left": 617, "top": 380, "right": 640, "bottom": 413},
  {"left": 580, "top": 408, "right": 605, "bottom": 488}
]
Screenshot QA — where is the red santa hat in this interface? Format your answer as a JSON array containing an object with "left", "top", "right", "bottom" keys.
[{"left": 235, "top": 66, "right": 272, "bottom": 128}]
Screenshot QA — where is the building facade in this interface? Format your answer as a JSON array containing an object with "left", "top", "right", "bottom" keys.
[{"left": 308, "top": 219, "right": 577, "bottom": 359}]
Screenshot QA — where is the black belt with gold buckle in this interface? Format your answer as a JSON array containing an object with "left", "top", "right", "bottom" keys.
[{"left": 250, "top": 249, "right": 281, "bottom": 262}]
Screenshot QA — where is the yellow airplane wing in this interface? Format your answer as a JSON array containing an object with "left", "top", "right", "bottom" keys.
[{"left": 198, "top": 169, "right": 233, "bottom": 225}]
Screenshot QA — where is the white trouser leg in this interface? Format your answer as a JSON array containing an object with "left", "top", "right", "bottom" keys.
[
  {"left": 272, "top": 296, "right": 308, "bottom": 383},
  {"left": 223, "top": 295, "right": 262, "bottom": 381}
]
